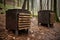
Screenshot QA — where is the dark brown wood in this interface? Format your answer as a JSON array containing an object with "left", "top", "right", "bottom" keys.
[
  {"left": 6, "top": 9, "right": 31, "bottom": 31},
  {"left": 38, "top": 10, "right": 55, "bottom": 27}
]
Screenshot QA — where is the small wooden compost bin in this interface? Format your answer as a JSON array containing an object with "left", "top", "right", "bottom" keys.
[
  {"left": 38, "top": 10, "right": 55, "bottom": 27},
  {"left": 6, "top": 9, "right": 31, "bottom": 33}
]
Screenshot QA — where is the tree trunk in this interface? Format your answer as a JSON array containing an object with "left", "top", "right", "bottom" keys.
[
  {"left": 40, "top": 0, "right": 42, "bottom": 10},
  {"left": 54, "top": 0, "right": 59, "bottom": 22},
  {"left": 51, "top": 0, "right": 52, "bottom": 10},
  {"left": 47, "top": 0, "right": 49, "bottom": 10},
  {"left": 31, "top": 0, "right": 34, "bottom": 17},
  {"left": 22, "top": 0, "right": 27, "bottom": 10},
  {"left": 31, "top": 0, "right": 33, "bottom": 10},
  {"left": 27, "top": 0, "right": 29, "bottom": 10}
]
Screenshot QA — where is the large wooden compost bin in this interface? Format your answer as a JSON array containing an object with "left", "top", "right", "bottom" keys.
[
  {"left": 38, "top": 10, "right": 55, "bottom": 27},
  {"left": 6, "top": 9, "right": 31, "bottom": 33}
]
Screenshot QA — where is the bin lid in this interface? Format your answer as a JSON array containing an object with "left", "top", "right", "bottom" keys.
[
  {"left": 38, "top": 10, "right": 54, "bottom": 13},
  {"left": 6, "top": 9, "right": 30, "bottom": 14}
]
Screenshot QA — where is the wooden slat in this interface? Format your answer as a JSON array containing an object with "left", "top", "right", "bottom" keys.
[
  {"left": 18, "top": 27, "right": 29, "bottom": 30},
  {"left": 19, "top": 16, "right": 30, "bottom": 18},
  {"left": 18, "top": 23, "right": 30, "bottom": 25},
  {"left": 18, "top": 13, "right": 30, "bottom": 30},
  {"left": 18, "top": 24, "right": 30, "bottom": 26},
  {"left": 18, "top": 18, "right": 30, "bottom": 20},
  {"left": 18, "top": 23, "right": 30, "bottom": 24},
  {"left": 19, "top": 13, "right": 30, "bottom": 15},
  {"left": 19, "top": 25, "right": 30, "bottom": 26},
  {"left": 19, "top": 14, "right": 30, "bottom": 15},
  {"left": 18, "top": 21, "right": 30, "bottom": 22},
  {"left": 19, "top": 15, "right": 30, "bottom": 16}
]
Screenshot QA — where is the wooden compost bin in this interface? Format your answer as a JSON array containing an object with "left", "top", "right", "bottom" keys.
[
  {"left": 6, "top": 9, "right": 31, "bottom": 33},
  {"left": 38, "top": 10, "right": 55, "bottom": 27}
]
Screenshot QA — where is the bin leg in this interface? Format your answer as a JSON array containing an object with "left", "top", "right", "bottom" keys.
[
  {"left": 50, "top": 24, "right": 53, "bottom": 27},
  {"left": 15, "top": 30, "right": 18, "bottom": 35},
  {"left": 25, "top": 29, "right": 28, "bottom": 34},
  {"left": 48, "top": 24, "right": 50, "bottom": 27}
]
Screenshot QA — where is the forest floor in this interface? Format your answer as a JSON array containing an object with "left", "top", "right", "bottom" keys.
[{"left": 0, "top": 14, "right": 60, "bottom": 40}]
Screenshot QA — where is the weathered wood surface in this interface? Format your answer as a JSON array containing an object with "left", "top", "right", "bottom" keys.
[{"left": 18, "top": 13, "right": 31, "bottom": 30}]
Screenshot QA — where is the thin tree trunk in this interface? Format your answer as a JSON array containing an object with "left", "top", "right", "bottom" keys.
[
  {"left": 52, "top": 0, "right": 54, "bottom": 11},
  {"left": 47, "top": 0, "right": 49, "bottom": 10},
  {"left": 51, "top": 0, "right": 52, "bottom": 10},
  {"left": 31, "top": 0, "right": 33, "bottom": 10},
  {"left": 27, "top": 0, "right": 29, "bottom": 10},
  {"left": 54, "top": 0, "right": 59, "bottom": 21},
  {"left": 40, "top": 0, "right": 42, "bottom": 10},
  {"left": 22, "top": 0, "right": 27, "bottom": 10},
  {"left": 31, "top": 0, "right": 34, "bottom": 17}
]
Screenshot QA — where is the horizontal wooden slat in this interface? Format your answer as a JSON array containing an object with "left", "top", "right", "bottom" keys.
[
  {"left": 19, "top": 16, "right": 31, "bottom": 18},
  {"left": 19, "top": 14, "right": 30, "bottom": 16},
  {"left": 19, "top": 15, "right": 30, "bottom": 17},
  {"left": 18, "top": 23, "right": 30, "bottom": 24},
  {"left": 18, "top": 18, "right": 30, "bottom": 19},
  {"left": 18, "top": 13, "right": 30, "bottom": 30},
  {"left": 18, "top": 21, "right": 30, "bottom": 22},
  {"left": 18, "top": 26, "right": 30, "bottom": 27},
  {"left": 18, "top": 22, "right": 30, "bottom": 23},
  {"left": 19, "top": 13, "right": 30, "bottom": 15},
  {"left": 18, "top": 25, "right": 30, "bottom": 26},
  {"left": 18, "top": 18, "right": 30, "bottom": 20},
  {"left": 18, "top": 19, "right": 30, "bottom": 21},
  {"left": 18, "top": 20, "right": 31, "bottom": 23},
  {"left": 19, "top": 15, "right": 30, "bottom": 16},
  {"left": 18, "top": 27, "right": 29, "bottom": 30}
]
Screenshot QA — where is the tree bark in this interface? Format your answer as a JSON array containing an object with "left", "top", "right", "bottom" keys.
[
  {"left": 54, "top": 0, "right": 59, "bottom": 21},
  {"left": 47, "top": 0, "right": 49, "bottom": 10},
  {"left": 31, "top": 0, "right": 34, "bottom": 17},
  {"left": 40, "top": 0, "right": 42, "bottom": 10},
  {"left": 27, "top": 0, "right": 29, "bottom": 10},
  {"left": 22, "top": 0, "right": 27, "bottom": 10}
]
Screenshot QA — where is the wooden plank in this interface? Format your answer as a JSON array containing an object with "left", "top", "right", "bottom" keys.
[
  {"left": 19, "top": 25, "right": 30, "bottom": 28},
  {"left": 19, "top": 15, "right": 30, "bottom": 16},
  {"left": 18, "top": 22, "right": 30, "bottom": 24},
  {"left": 19, "top": 13, "right": 30, "bottom": 15},
  {"left": 18, "top": 21, "right": 30, "bottom": 23},
  {"left": 19, "top": 16, "right": 30, "bottom": 18},
  {"left": 18, "top": 27, "right": 29, "bottom": 30},
  {"left": 18, "top": 18, "right": 30, "bottom": 20}
]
